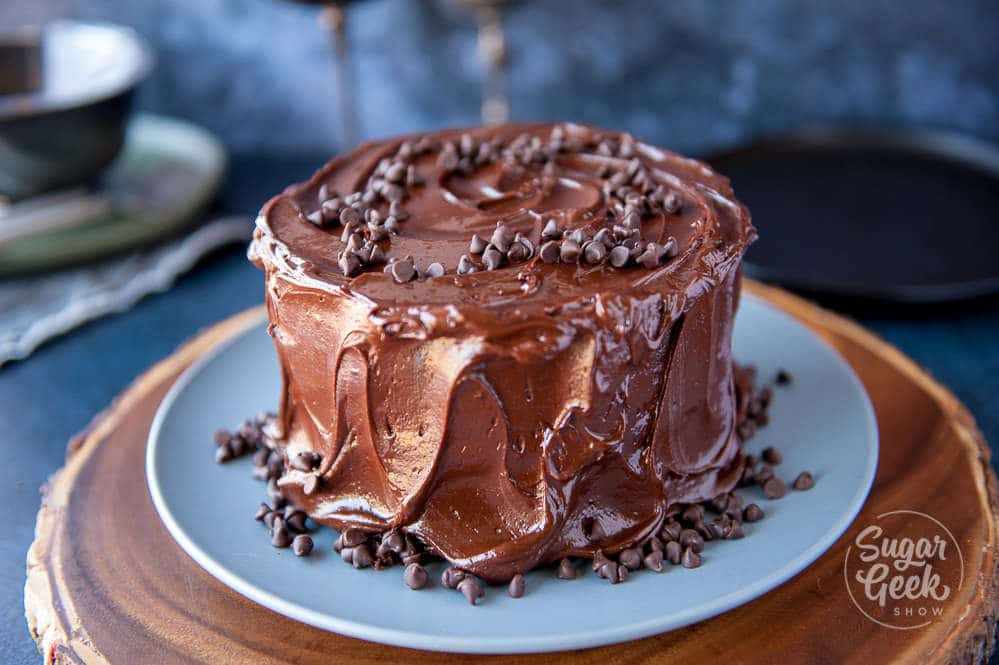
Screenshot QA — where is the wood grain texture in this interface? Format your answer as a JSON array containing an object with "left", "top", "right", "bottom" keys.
[{"left": 24, "top": 282, "right": 999, "bottom": 664}]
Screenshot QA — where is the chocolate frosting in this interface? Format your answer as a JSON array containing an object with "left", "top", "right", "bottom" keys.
[{"left": 249, "top": 123, "right": 756, "bottom": 581}]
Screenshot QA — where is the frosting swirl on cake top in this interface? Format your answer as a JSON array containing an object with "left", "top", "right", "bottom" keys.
[{"left": 250, "top": 123, "right": 754, "bottom": 313}]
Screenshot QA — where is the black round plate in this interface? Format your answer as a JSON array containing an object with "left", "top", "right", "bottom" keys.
[{"left": 706, "top": 129, "right": 999, "bottom": 303}]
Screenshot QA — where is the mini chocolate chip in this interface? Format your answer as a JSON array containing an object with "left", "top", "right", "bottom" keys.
[
  {"left": 405, "top": 165, "right": 422, "bottom": 187},
  {"left": 679, "top": 528, "right": 704, "bottom": 553},
  {"left": 346, "top": 232, "right": 364, "bottom": 253},
  {"left": 425, "top": 262, "right": 445, "bottom": 278},
  {"left": 404, "top": 563, "right": 429, "bottom": 590},
  {"left": 681, "top": 547, "right": 702, "bottom": 569},
  {"left": 302, "top": 473, "right": 321, "bottom": 495},
  {"left": 593, "top": 228, "right": 613, "bottom": 248},
  {"left": 793, "top": 471, "right": 815, "bottom": 490},
  {"left": 342, "top": 528, "right": 368, "bottom": 548},
  {"left": 663, "top": 192, "right": 682, "bottom": 214},
  {"left": 776, "top": 369, "right": 793, "bottom": 385},
  {"left": 385, "top": 162, "right": 406, "bottom": 184},
  {"left": 709, "top": 518, "right": 729, "bottom": 540},
  {"left": 763, "top": 477, "right": 788, "bottom": 499},
  {"left": 391, "top": 258, "right": 416, "bottom": 283},
  {"left": 416, "top": 135, "right": 438, "bottom": 154},
  {"left": 324, "top": 199, "right": 344, "bottom": 226},
  {"left": 458, "top": 577, "right": 484, "bottom": 605},
  {"left": 490, "top": 223, "right": 514, "bottom": 252},
  {"left": 662, "top": 236, "right": 679, "bottom": 259},
  {"left": 383, "top": 183, "right": 404, "bottom": 203},
  {"left": 682, "top": 504, "right": 705, "bottom": 523},
  {"left": 457, "top": 255, "right": 477, "bottom": 275},
  {"left": 384, "top": 216, "right": 401, "bottom": 234},
  {"left": 508, "top": 573, "right": 526, "bottom": 598},
  {"left": 318, "top": 183, "right": 334, "bottom": 202},
  {"left": 292, "top": 534, "right": 314, "bottom": 556},
  {"left": 459, "top": 133, "right": 477, "bottom": 157},
  {"left": 599, "top": 561, "right": 619, "bottom": 583},
  {"left": 375, "top": 539, "right": 394, "bottom": 560},
  {"left": 514, "top": 234, "right": 534, "bottom": 257},
  {"left": 539, "top": 240, "right": 560, "bottom": 263},
  {"left": 339, "top": 207, "right": 360, "bottom": 226},
  {"left": 469, "top": 233, "right": 488, "bottom": 254},
  {"left": 397, "top": 142, "right": 415, "bottom": 162},
  {"left": 542, "top": 219, "right": 562, "bottom": 240},
  {"left": 212, "top": 429, "right": 231, "bottom": 446},
  {"left": 619, "top": 548, "right": 643, "bottom": 571},
  {"left": 726, "top": 523, "right": 746, "bottom": 540},
  {"left": 756, "top": 464, "right": 775, "bottom": 483},
  {"left": 622, "top": 210, "right": 641, "bottom": 230},
  {"left": 215, "top": 441, "right": 233, "bottom": 463},
  {"left": 557, "top": 558, "right": 577, "bottom": 580},
  {"left": 263, "top": 511, "right": 279, "bottom": 529},
  {"left": 441, "top": 567, "right": 466, "bottom": 589},
  {"left": 647, "top": 535, "right": 664, "bottom": 552},
  {"left": 762, "top": 447, "right": 783, "bottom": 465},
  {"left": 708, "top": 494, "right": 730, "bottom": 514},
  {"left": 644, "top": 550, "right": 665, "bottom": 572},
  {"left": 665, "top": 540, "right": 682, "bottom": 565},
  {"left": 592, "top": 550, "right": 611, "bottom": 571},
  {"left": 559, "top": 238, "right": 581, "bottom": 263},
  {"left": 340, "top": 223, "right": 359, "bottom": 243},
  {"left": 265, "top": 452, "right": 283, "bottom": 480},
  {"left": 608, "top": 245, "right": 631, "bottom": 267},
  {"left": 266, "top": 478, "right": 285, "bottom": 507},
  {"left": 743, "top": 503, "right": 765, "bottom": 522},
  {"left": 229, "top": 436, "right": 247, "bottom": 458},
  {"left": 254, "top": 502, "right": 271, "bottom": 522},
  {"left": 383, "top": 530, "right": 405, "bottom": 553},
  {"left": 286, "top": 511, "right": 308, "bottom": 533},
  {"left": 507, "top": 241, "right": 529, "bottom": 263},
  {"left": 340, "top": 546, "right": 354, "bottom": 564},
  {"left": 477, "top": 142, "right": 496, "bottom": 165},
  {"left": 636, "top": 245, "right": 661, "bottom": 269},
  {"left": 271, "top": 519, "right": 292, "bottom": 548},
  {"left": 661, "top": 521, "right": 682, "bottom": 542},
  {"left": 617, "top": 564, "right": 630, "bottom": 582},
  {"left": 483, "top": 247, "right": 504, "bottom": 270},
  {"left": 401, "top": 550, "right": 423, "bottom": 565},
  {"left": 582, "top": 240, "right": 607, "bottom": 264},
  {"left": 352, "top": 543, "right": 374, "bottom": 568},
  {"left": 368, "top": 245, "right": 386, "bottom": 264}
]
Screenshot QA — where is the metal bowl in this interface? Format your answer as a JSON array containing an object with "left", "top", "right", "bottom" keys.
[{"left": 0, "top": 21, "right": 153, "bottom": 200}]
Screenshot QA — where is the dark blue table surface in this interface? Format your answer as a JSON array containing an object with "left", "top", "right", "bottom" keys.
[{"left": 2, "top": 154, "right": 997, "bottom": 663}]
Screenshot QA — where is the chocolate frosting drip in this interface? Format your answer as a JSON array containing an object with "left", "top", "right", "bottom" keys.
[{"left": 249, "top": 123, "right": 756, "bottom": 581}]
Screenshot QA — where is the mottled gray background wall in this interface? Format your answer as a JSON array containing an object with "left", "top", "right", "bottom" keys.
[{"left": 6, "top": 0, "right": 999, "bottom": 156}]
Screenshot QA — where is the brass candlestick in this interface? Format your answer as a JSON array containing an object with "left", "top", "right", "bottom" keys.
[
  {"left": 454, "top": 0, "right": 512, "bottom": 125},
  {"left": 281, "top": 0, "right": 359, "bottom": 150},
  {"left": 318, "top": 2, "right": 358, "bottom": 150}
]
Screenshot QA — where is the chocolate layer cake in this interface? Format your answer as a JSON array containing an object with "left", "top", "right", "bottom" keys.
[{"left": 248, "top": 123, "right": 756, "bottom": 582}]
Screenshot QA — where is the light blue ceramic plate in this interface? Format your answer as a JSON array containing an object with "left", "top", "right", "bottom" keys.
[{"left": 147, "top": 293, "right": 878, "bottom": 654}]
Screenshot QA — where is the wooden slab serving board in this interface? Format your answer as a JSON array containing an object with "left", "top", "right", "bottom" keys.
[{"left": 24, "top": 281, "right": 999, "bottom": 664}]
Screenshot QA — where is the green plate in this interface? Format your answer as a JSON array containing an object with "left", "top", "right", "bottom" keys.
[{"left": 0, "top": 113, "right": 226, "bottom": 276}]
